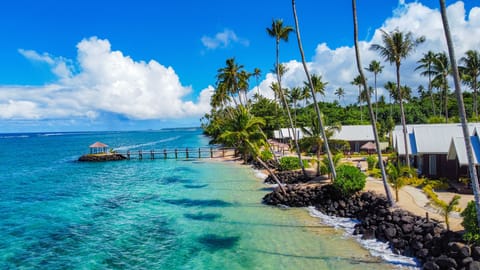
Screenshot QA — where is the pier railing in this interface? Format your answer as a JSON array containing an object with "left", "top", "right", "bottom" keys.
[{"left": 115, "top": 147, "right": 237, "bottom": 160}]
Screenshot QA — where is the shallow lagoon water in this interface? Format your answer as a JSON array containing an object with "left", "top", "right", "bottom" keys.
[{"left": 0, "top": 129, "right": 400, "bottom": 269}]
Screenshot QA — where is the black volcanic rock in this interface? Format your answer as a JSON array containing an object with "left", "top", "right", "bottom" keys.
[{"left": 78, "top": 153, "right": 127, "bottom": 162}]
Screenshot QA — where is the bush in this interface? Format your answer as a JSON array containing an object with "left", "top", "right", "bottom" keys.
[
  {"left": 366, "top": 155, "right": 377, "bottom": 170},
  {"left": 333, "top": 164, "right": 366, "bottom": 197},
  {"left": 260, "top": 150, "right": 273, "bottom": 162},
  {"left": 367, "top": 168, "right": 381, "bottom": 178},
  {"left": 278, "top": 156, "right": 309, "bottom": 171},
  {"left": 461, "top": 201, "right": 480, "bottom": 244}
]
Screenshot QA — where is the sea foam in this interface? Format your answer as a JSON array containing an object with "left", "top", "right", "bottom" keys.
[{"left": 307, "top": 206, "right": 420, "bottom": 269}]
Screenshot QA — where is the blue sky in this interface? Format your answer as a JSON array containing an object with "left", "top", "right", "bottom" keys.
[{"left": 0, "top": 0, "right": 479, "bottom": 132}]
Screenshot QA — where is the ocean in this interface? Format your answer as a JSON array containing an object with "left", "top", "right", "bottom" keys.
[{"left": 0, "top": 128, "right": 416, "bottom": 269}]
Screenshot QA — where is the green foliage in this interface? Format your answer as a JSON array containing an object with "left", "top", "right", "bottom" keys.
[
  {"left": 260, "top": 150, "right": 273, "bottom": 162},
  {"left": 366, "top": 155, "right": 377, "bottom": 170},
  {"left": 278, "top": 156, "right": 309, "bottom": 171},
  {"left": 333, "top": 164, "right": 366, "bottom": 197},
  {"left": 461, "top": 201, "right": 480, "bottom": 243},
  {"left": 367, "top": 168, "right": 382, "bottom": 178}
]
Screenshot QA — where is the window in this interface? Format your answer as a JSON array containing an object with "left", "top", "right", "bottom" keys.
[{"left": 429, "top": 155, "right": 437, "bottom": 175}]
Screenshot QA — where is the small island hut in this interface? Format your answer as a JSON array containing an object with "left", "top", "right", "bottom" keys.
[
  {"left": 89, "top": 142, "right": 109, "bottom": 154},
  {"left": 360, "top": 141, "right": 376, "bottom": 154}
]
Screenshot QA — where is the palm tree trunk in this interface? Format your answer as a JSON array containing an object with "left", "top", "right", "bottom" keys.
[
  {"left": 374, "top": 74, "right": 378, "bottom": 122},
  {"left": 352, "top": 0, "right": 394, "bottom": 205},
  {"left": 440, "top": 0, "right": 480, "bottom": 229},
  {"left": 256, "top": 157, "right": 286, "bottom": 195},
  {"left": 397, "top": 65, "right": 410, "bottom": 168},
  {"left": 292, "top": 0, "right": 336, "bottom": 180},
  {"left": 428, "top": 69, "right": 436, "bottom": 116},
  {"left": 275, "top": 40, "right": 306, "bottom": 176},
  {"left": 444, "top": 82, "right": 449, "bottom": 123}
]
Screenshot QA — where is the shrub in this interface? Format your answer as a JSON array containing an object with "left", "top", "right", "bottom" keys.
[
  {"left": 333, "top": 164, "right": 366, "bottom": 197},
  {"left": 278, "top": 156, "right": 309, "bottom": 171},
  {"left": 260, "top": 150, "right": 273, "bottom": 162},
  {"left": 367, "top": 168, "right": 381, "bottom": 178},
  {"left": 366, "top": 155, "right": 377, "bottom": 170},
  {"left": 461, "top": 201, "right": 480, "bottom": 244}
]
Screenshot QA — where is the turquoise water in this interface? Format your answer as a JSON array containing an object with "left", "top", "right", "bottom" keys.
[{"left": 0, "top": 129, "right": 395, "bottom": 269}]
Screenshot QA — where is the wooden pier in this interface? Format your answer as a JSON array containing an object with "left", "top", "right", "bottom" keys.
[{"left": 115, "top": 147, "right": 237, "bottom": 160}]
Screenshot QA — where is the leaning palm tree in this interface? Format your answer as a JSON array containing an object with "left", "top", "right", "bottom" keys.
[
  {"left": 218, "top": 105, "right": 286, "bottom": 194},
  {"left": 291, "top": 0, "right": 336, "bottom": 180},
  {"left": 439, "top": 0, "right": 480, "bottom": 229},
  {"left": 416, "top": 51, "right": 438, "bottom": 117},
  {"left": 371, "top": 29, "right": 424, "bottom": 168},
  {"left": 352, "top": 0, "right": 394, "bottom": 205},
  {"left": 460, "top": 50, "right": 480, "bottom": 118},
  {"left": 365, "top": 60, "right": 384, "bottom": 121},
  {"left": 267, "top": 18, "right": 306, "bottom": 176}
]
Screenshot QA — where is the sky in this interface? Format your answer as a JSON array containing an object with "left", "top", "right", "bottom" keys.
[{"left": 0, "top": 0, "right": 479, "bottom": 132}]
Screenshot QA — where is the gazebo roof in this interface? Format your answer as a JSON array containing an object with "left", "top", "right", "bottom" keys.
[
  {"left": 89, "top": 142, "right": 108, "bottom": 148},
  {"left": 360, "top": 141, "right": 376, "bottom": 151}
]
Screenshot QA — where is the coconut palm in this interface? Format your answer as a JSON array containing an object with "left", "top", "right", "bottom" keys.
[
  {"left": 267, "top": 18, "right": 307, "bottom": 176},
  {"left": 439, "top": 0, "right": 480, "bottom": 229},
  {"left": 460, "top": 50, "right": 480, "bottom": 118},
  {"left": 334, "top": 87, "right": 345, "bottom": 104},
  {"left": 291, "top": 0, "right": 337, "bottom": 180},
  {"left": 352, "top": 0, "right": 394, "bottom": 205},
  {"left": 253, "top": 67, "right": 262, "bottom": 96},
  {"left": 351, "top": 75, "right": 364, "bottom": 121},
  {"left": 416, "top": 51, "right": 438, "bottom": 117},
  {"left": 371, "top": 29, "right": 424, "bottom": 168},
  {"left": 218, "top": 105, "right": 286, "bottom": 194},
  {"left": 440, "top": 195, "right": 461, "bottom": 231},
  {"left": 365, "top": 60, "right": 384, "bottom": 121},
  {"left": 431, "top": 52, "right": 450, "bottom": 123},
  {"left": 288, "top": 87, "right": 302, "bottom": 127},
  {"left": 384, "top": 81, "right": 397, "bottom": 116},
  {"left": 216, "top": 58, "right": 248, "bottom": 107},
  {"left": 301, "top": 86, "right": 312, "bottom": 107},
  {"left": 305, "top": 74, "right": 327, "bottom": 98}
]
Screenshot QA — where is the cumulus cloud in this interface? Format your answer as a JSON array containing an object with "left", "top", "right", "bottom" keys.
[
  {"left": 255, "top": 1, "right": 480, "bottom": 105},
  {"left": 0, "top": 37, "right": 212, "bottom": 120},
  {"left": 201, "top": 29, "right": 249, "bottom": 50}
]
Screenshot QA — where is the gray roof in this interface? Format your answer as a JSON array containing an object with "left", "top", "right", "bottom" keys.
[
  {"left": 447, "top": 136, "right": 480, "bottom": 166},
  {"left": 394, "top": 130, "right": 412, "bottom": 156},
  {"left": 330, "top": 125, "right": 374, "bottom": 141}
]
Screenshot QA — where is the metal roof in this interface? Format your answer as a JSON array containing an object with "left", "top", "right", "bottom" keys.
[
  {"left": 330, "top": 125, "right": 373, "bottom": 141},
  {"left": 447, "top": 136, "right": 480, "bottom": 166},
  {"left": 89, "top": 142, "right": 108, "bottom": 148}
]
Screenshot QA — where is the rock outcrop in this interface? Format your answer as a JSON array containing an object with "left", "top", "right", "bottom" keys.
[{"left": 78, "top": 153, "right": 127, "bottom": 162}]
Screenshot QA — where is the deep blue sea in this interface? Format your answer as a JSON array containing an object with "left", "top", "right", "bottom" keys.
[{"left": 0, "top": 129, "right": 408, "bottom": 269}]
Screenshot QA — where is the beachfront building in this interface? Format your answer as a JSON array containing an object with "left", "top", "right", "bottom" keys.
[
  {"left": 446, "top": 128, "right": 480, "bottom": 188},
  {"left": 393, "top": 123, "right": 480, "bottom": 181},
  {"left": 273, "top": 125, "right": 387, "bottom": 153}
]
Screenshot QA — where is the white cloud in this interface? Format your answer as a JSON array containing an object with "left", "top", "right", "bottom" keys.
[
  {"left": 1, "top": 37, "right": 212, "bottom": 120},
  {"left": 201, "top": 29, "right": 249, "bottom": 50},
  {"left": 255, "top": 1, "right": 480, "bottom": 105}
]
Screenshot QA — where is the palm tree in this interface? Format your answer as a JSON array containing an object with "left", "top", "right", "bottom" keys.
[
  {"left": 371, "top": 29, "right": 425, "bottom": 168},
  {"left": 288, "top": 87, "right": 302, "bottom": 127},
  {"left": 301, "top": 86, "right": 311, "bottom": 107},
  {"left": 384, "top": 81, "right": 397, "bottom": 116},
  {"left": 253, "top": 67, "right": 262, "bottom": 96},
  {"left": 431, "top": 52, "right": 450, "bottom": 123},
  {"left": 365, "top": 60, "right": 384, "bottom": 121},
  {"left": 267, "top": 18, "right": 307, "bottom": 176},
  {"left": 460, "top": 50, "right": 480, "bottom": 118},
  {"left": 291, "top": 0, "right": 337, "bottom": 180},
  {"left": 216, "top": 58, "right": 247, "bottom": 107},
  {"left": 439, "top": 0, "right": 480, "bottom": 229},
  {"left": 306, "top": 74, "right": 327, "bottom": 98},
  {"left": 440, "top": 195, "right": 461, "bottom": 231},
  {"left": 352, "top": 0, "right": 394, "bottom": 205},
  {"left": 351, "top": 75, "right": 364, "bottom": 121},
  {"left": 334, "top": 87, "right": 345, "bottom": 104},
  {"left": 416, "top": 51, "right": 438, "bottom": 117},
  {"left": 218, "top": 105, "right": 286, "bottom": 194}
]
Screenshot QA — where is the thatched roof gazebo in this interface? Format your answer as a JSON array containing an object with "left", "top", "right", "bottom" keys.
[
  {"left": 89, "top": 142, "right": 109, "bottom": 154},
  {"left": 360, "top": 141, "right": 376, "bottom": 154}
]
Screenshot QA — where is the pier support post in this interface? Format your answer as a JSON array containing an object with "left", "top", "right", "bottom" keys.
[
  {"left": 151, "top": 150, "right": 154, "bottom": 160},
  {"left": 175, "top": 149, "right": 178, "bottom": 159},
  {"left": 127, "top": 151, "right": 130, "bottom": 159},
  {"left": 210, "top": 147, "right": 213, "bottom": 158},
  {"left": 139, "top": 150, "right": 143, "bottom": 160},
  {"left": 198, "top": 148, "right": 201, "bottom": 158},
  {"left": 186, "top": 148, "right": 189, "bottom": 159},
  {"left": 164, "top": 149, "right": 167, "bottom": 159},
  {"left": 222, "top": 148, "right": 225, "bottom": 157}
]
